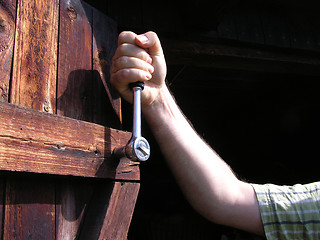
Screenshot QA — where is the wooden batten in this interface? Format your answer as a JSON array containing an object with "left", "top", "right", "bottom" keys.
[
  {"left": 0, "top": 0, "right": 139, "bottom": 239},
  {"left": 0, "top": 101, "right": 138, "bottom": 180}
]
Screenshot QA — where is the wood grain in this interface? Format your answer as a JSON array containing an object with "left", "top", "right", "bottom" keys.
[
  {"left": 4, "top": 176, "right": 55, "bottom": 240},
  {"left": 0, "top": 0, "right": 15, "bottom": 102},
  {"left": 0, "top": 101, "right": 139, "bottom": 180},
  {"left": 98, "top": 182, "right": 140, "bottom": 240},
  {"left": 10, "top": 0, "right": 59, "bottom": 112},
  {"left": 57, "top": 0, "right": 93, "bottom": 121},
  {"left": 92, "top": 7, "right": 122, "bottom": 128},
  {"left": 5, "top": 0, "right": 60, "bottom": 238}
]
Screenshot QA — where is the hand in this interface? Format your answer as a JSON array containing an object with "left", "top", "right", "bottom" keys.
[{"left": 110, "top": 31, "right": 167, "bottom": 107}]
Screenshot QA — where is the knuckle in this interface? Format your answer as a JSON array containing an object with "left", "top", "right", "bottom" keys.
[
  {"left": 146, "top": 31, "right": 157, "bottom": 38},
  {"left": 119, "top": 31, "right": 130, "bottom": 40},
  {"left": 117, "top": 69, "right": 130, "bottom": 80},
  {"left": 118, "top": 31, "right": 136, "bottom": 44},
  {"left": 138, "top": 51, "right": 150, "bottom": 61},
  {"left": 117, "top": 44, "right": 127, "bottom": 55}
]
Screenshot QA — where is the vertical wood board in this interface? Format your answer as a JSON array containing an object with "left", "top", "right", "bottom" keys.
[
  {"left": 5, "top": 0, "right": 60, "bottom": 239},
  {"left": 57, "top": 0, "right": 93, "bottom": 121},
  {"left": 56, "top": 179, "right": 94, "bottom": 240},
  {"left": 92, "top": 7, "right": 121, "bottom": 128},
  {"left": 4, "top": 177, "right": 55, "bottom": 240},
  {"left": 0, "top": 0, "right": 16, "bottom": 102},
  {"left": 10, "top": 0, "right": 59, "bottom": 112}
]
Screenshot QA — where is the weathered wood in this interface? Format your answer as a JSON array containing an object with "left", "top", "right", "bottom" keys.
[
  {"left": 77, "top": 181, "right": 140, "bottom": 240},
  {"left": 6, "top": 1, "right": 59, "bottom": 238},
  {"left": 4, "top": 176, "right": 55, "bottom": 240},
  {"left": 1, "top": 1, "right": 140, "bottom": 239},
  {"left": 56, "top": 3, "right": 138, "bottom": 240},
  {"left": 0, "top": 177, "right": 4, "bottom": 238},
  {"left": 56, "top": 179, "right": 94, "bottom": 240},
  {"left": 97, "top": 182, "right": 140, "bottom": 240},
  {"left": 92, "top": 7, "right": 122, "bottom": 128},
  {"left": 10, "top": 0, "right": 59, "bottom": 112},
  {"left": 0, "top": 0, "right": 15, "bottom": 102},
  {"left": 57, "top": 0, "right": 93, "bottom": 121},
  {"left": 0, "top": 101, "right": 139, "bottom": 180}
]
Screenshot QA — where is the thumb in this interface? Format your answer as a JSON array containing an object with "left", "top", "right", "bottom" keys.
[{"left": 135, "top": 31, "right": 164, "bottom": 57}]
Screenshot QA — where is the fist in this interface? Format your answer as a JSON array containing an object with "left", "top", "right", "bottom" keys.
[{"left": 110, "top": 31, "right": 167, "bottom": 107}]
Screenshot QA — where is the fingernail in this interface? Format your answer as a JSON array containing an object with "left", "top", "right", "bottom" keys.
[
  {"left": 136, "top": 35, "right": 148, "bottom": 44},
  {"left": 145, "top": 72, "right": 152, "bottom": 80},
  {"left": 147, "top": 57, "right": 153, "bottom": 64},
  {"left": 148, "top": 65, "right": 154, "bottom": 74}
]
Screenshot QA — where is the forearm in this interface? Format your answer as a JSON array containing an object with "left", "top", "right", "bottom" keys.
[
  {"left": 111, "top": 31, "right": 263, "bottom": 235},
  {"left": 143, "top": 86, "right": 244, "bottom": 224}
]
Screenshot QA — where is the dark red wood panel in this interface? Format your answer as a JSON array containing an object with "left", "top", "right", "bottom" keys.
[
  {"left": 0, "top": 0, "right": 140, "bottom": 239},
  {"left": 57, "top": 0, "right": 93, "bottom": 121},
  {"left": 77, "top": 181, "right": 140, "bottom": 240},
  {"left": 92, "top": 7, "right": 122, "bottom": 128},
  {"left": 0, "top": 0, "right": 16, "bottom": 102},
  {"left": 5, "top": 0, "right": 59, "bottom": 238},
  {"left": 4, "top": 176, "right": 55, "bottom": 240},
  {"left": 56, "top": 178, "right": 94, "bottom": 240}
]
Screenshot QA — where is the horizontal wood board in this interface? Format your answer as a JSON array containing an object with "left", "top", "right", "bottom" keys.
[{"left": 0, "top": 101, "right": 138, "bottom": 180}]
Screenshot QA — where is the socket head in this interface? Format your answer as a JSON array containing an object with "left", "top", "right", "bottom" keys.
[{"left": 132, "top": 137, "right": 150, "bottom": 161}]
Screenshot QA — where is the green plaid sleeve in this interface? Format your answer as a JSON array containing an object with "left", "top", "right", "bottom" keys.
[{"left": 252, "top": 182, "right": 320, "bottom": 240}]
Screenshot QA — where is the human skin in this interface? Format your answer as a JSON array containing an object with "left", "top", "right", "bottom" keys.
[{"left": 110, "top": 31, "right": 264, "bottom": 236}]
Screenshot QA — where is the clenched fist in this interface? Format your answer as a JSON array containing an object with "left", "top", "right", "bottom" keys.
[{"left": 110, "top": 31, "right": 167, "bottom": 108}]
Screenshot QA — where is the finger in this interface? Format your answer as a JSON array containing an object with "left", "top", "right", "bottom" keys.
[
  {"left": 111, "top": 56, "right": 154, "bottom": 74},
  {"left": 111, "top": 69, "right": 152, "bottom": 88},
  {"left": 135, "top": 31, "right": 164, "bottom": 57},
  {"left": 118, "top": 31, "right": 137, "bottom": 46},
  {"left": 113, "top": 43, "right": 153, "bottom": 63}
]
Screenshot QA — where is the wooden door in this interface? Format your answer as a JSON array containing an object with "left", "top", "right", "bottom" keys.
[{"left": 0, "top": 0, "right": 139, "bottom": 239}]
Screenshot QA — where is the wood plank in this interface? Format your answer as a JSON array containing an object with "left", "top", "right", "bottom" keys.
[
  {"left": 92, "top": 7, "right": 122, "bottom": 128},
  {"left": 0, "top": 177, "right": 4, "bottom": 238},
  {"left": 4, "top": 176, "right": 55, "bottom": 240},
  {"left": 0, "top": 0, "right": 16, "bottom": 102},
  {"left": 0, "top": 101, "right": 139, "bottom": 180},
  {"left": 77, "top": 181, "right": 140, "bottom": 240},
  {"left": 98, "top": 182, "right": 140, "bottom": 240},
  {"left": 162, "top": 38, "right": 320, "bottom": 76},
  {"left": 57, "top": 0, "right": 93, "bottom": 121},
  {"left": 56, "top": 178, "right": 94, "bottom": 240},
  {"left": 6, "top": 1, "right": 59, "bottom": 239},
  {"left": 10, "top": 0, "right": 59, "bottom": 113}
]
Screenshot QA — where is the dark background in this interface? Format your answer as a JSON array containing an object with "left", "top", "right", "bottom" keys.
[{"left": 86, "top": 1, "right": 320, "bottom": 238}]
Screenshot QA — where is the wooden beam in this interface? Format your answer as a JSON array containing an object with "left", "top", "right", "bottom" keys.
[
  {"left": 0, "top": 101, "right": 139, "bottom": 181},
  {"left": 76, "top": 181, "right": 140, "bottom": 240},
  {"left": 162, "top": 38, "right": 320, "bottom": 76}
]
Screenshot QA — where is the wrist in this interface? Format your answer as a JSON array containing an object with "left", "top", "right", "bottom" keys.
[{"left": 142, "top": 85, "right": 185, "bottom": 132}]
